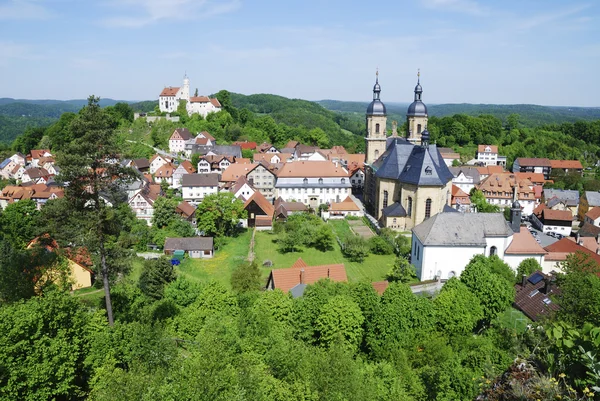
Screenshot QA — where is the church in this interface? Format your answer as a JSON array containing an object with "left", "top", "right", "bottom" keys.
[{"left": 363, "top": 73, "right": 454, "bottom": 231}]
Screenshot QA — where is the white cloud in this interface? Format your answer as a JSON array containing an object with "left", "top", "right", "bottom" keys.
[
  {"left": 0, "top": 0, "right": 55, "bottom": 19},
  {"left": 514, "top": 4, "right": 591, "bottom": 31},
  {"left": 102, "top": 0, "right": 241, "bottom": 28},
  {"left": 420, "top": 0, "right": 488, "bottom": 16}
]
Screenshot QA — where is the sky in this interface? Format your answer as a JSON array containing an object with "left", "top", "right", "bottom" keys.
[{"left": 0, "top": 0, "right": 599, "bottom": 106}]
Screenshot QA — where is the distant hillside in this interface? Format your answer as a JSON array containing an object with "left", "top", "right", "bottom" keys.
[{"left": 318, "top": 100, "right": 600, "bottom": 127}]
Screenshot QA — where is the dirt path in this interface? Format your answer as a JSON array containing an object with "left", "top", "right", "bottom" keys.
[{"left": 347, "top": 219, "right": 376, "bottom": 239}]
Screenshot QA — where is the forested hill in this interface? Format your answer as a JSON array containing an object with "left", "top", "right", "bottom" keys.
[{"left": 318, "top": 99, "right": 600, "bottom": 126}]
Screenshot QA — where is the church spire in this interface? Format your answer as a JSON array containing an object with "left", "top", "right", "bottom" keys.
[
  {"left": 414, "top": 69, "right": 423, "bottom": 101},
  {"left": 373, "top": 69, "right": 381, "bottom": 100}
]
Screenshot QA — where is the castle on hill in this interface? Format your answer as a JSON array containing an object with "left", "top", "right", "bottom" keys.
[{"left": 158, "top": 75, "right": 222, "bottom": 118}]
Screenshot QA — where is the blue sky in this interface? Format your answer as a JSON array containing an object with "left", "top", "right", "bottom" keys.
[{"left": 0, "top": 0, "right": 598, "bottom": 106}]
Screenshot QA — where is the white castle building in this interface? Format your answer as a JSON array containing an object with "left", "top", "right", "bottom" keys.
[{"left": 159, "top": 75, "right": 222, "bottom": 118}]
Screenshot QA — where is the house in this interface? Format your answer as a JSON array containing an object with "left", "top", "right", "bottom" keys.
[
  {"left": 274, "top": 197, "right": 309, "bottom": 221},
  {"left": 253, "top": 152, "right": 288, "bottom": 164},
  {"left": 439, "top": 149, "right": 461, "bottom": 167},
  {"left": 294, "top": 145, "right": 320, "bottom": 160},
  {"left": 450, "top": 185, "right": 472, "bottom": 212},
  {"left": 9, "top": 152, "right": 26, "bottom": 166},
  {"left": 159, "top": 77, "right": 188, "bottom": 113},
  {"left": 128, "top": 186, "right": 159, "bottom": 224},
  {"left": 244, "top": 191, "right": 274, "bottom": 229},
  {"left": 503, "top": 227, "right": 547, "bottom": 270},
  {"left": 543, "top": 237, "right": 600, "bottom": 273},
  {"left": 530, "top": 206, "right": 573, "bottom": 236},
  {"left": 172, "top": 160, "right": 196, "bottom": 189},
  {"left": 411, "top": 212, "right": 514, "bottom": 281},
  {"left": 477, "top": 173, "right": 536, "bottom": 215},
  {"left": 275, "top": 161, "right": 352, "bottom": 209},
  {"left": 514, "top": 172, "right": 546, "bottom": 186},
  {"left": 514, "top": 271, "right": 560, "bottom": 321},
  {"left": 28, "top": 149, "right": 52, "bottom": 167},
  {"left": 0, "top": 184, "right": 63, "bottom": 209},
  {"left": 349, "top": 165, "right": 365, "bottom": 193},
  {"left": 153, "top": 163, "right": 176, "bottom": 187},
  {"left": 475, "top": 165, "right": 505, "bottom": 181},
  {"left": 149, "top": 154, "right": 173, "bottom": 174},
  {"left": 21, "top": 167, "right": 52, "bottom": 184},
  {"left": 550, "top": 159, "right": 583, "bottom": 175},
  {"left": 168, "top": 128, "right": 193, "bottom": 154},
  {"left": 513, "top": 158, "right": 552, "bottom": 180},
  {"left": 233, "top": 141, "right": 257, "bottom": 150},
  {"left": 266, "top": 258, "right": 347, "bottom": 297},
  {"left": 476, "top": 145, "right": 507, "bottom": 167},
  {"left": 543, "top": 188, "right": 579, "bottom": 217},
  {"left": 176, "top": 201, "right": 197, "bottom": 226},
  {"left": 164, "top": 237, "right": 214, "bottom": 258},
  {"left": 449, "top": 167, "right": 481, "bottom": 194},
  {"left": 197, "top": 155, "right": 235, "bottom": 174},
  {"left": 0, "top": 158, "right": 17, "bottom": 179},
  {"left": 181, "top": 174, "right": 220, "bottom": 205},
  {"left": 584, "top": 207, "right": 600, "bottom": 227},
  {"left": 230, "top": 176, "right": 256, "bottom": 201},
  {"left": 580, "top": 191, "right": 600, "bottom": 221},
  {"left": 324, "top": 196, "right": 363, "bottom": 219},
  {"left": 257, "top": 142, "right": 278, "bottom": 153},
  {"left": 131, "top": 158, "right": 150, "bottom": 172},
  {"left": 187, "top": 96, "right": 222, "bottom": 118}
]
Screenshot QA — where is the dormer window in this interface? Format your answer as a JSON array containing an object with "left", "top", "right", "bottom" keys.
[
  {"left": 341, "top": 178, "right": 346, "bottom": 184},
  {"left": 303, "top": 178, "right": 308, "bottom": 185},
  {"left": 425, "top": 166, "right": 432, "bottom": 175},
  {"left": 318, "top": 178, "right": 323, "bottom": 185}
]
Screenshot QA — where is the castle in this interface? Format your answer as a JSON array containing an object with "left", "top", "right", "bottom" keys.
[
  {"left": 158, "top": 75, "right": 222, "bottom": 118},
  {"left": 364, "top": 72, "right": 454, "bottom": 231}
]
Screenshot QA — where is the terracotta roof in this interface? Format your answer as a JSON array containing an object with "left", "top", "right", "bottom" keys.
[
  {"left": 478, "top": 145, "right": 498, "bottom": 153},
  {"left": 179, "top": 160, "right": 196, "bottom": 174},
  {"left": 476, "top": 165, "right": 505, "bottom": 176},
  {"left": 514, "top": 172, "right": 546, "bottom": 184},
  {"left": 195, "top": 137, "right": 211, "bottom": 146},
  {"left": 442, "top": 152, "right": 461, "bottom": 159},
  {"left": 255, "top": 215, "right": 273, "bottom": 226},
  {"left": 578, "top": 222, "right": 600, "bottom": 238},
  {"left": 220, "top": 163, "right": 257, "bottom": 182},
  {"left": 291, "top": 258, "right": 308, "bottom": 268},
  {"left": 198, "top": 131, "right": 215, "bottom": 141},
  {"left": 233, "top": 141, "right": 257, "bottom": 150},
  {"left": 451, "top": 184, "right": 471, "bottom": 205},
  {"left": 210, "top": 98, "right": 221, "bottom": 107},
  {"left": 514, "top": 271, "right": 560, "bottom": 321},
  {"left": 451, "top": 184, "right": 469, "bottom": 197},
  {"left": 567, "top": 237, "right": 599, "bottom": 252},
  {"left": 329, "top": 196, "right": 360, "bottom": 211},
  {"left": 277, "top": 161, "right": 349, "bottom": 178},
  {"left": 235, "top": 158, "right": 252, "bottom": 164},
  {"left": 533, "top": 185, "right": 544, "bottom": 199},
  {"left": 550, "top": 160, "right": 583, "bottom": 169},
  {"left": 244, "top": 191, "right": 275, "bottom": 217},
  {"left": 160, "top": 87, "right": 180, "bottom": 97},
  {"left": 190, "top": 96, "right": 210, "bottom": 103},
  {"left": 371, "top": 281, "right": 389, "bottom": 295},
  {"left": 154, "top": 163, "right": 176, "bottom": 179},
  {"left": 544, "top": 238, "right": 600, "bottom": 265},
  {"left": 268, "top": 263, "right": 347, "bottom": 293},
  {"left": 586, "top": 207, "right": 600, "bottom": 221},
  {"left": 505, "top": 227, "right": 548, "bottom": 255},
  {"left": 29, "top": 149, "right": 52, "bottom": 159},
  {"left": 253, "top": 152, "right": 287, "bottom": 163},
  {"left": 516, "top": 157, "right": 552, "bottom": 167},
  {"left": 542, "top": 209, "right": 572, "bottom": 222},
  {"left": 478, "top": 173, "right": 534, "bottom": 200}
]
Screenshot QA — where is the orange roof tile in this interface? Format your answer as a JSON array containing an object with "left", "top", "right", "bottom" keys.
[
  {"left": 277, "top": 161, "right": 349, "bottom": 178},
  {"left": 586, "top": 207, "right": 600, "bottom": 221},
  {"left": 243, "top": 191, "right": 274, "bottom": 217},
  {"left": 160, "top": 87, "right": 180, "bottom": 97},
  {"left": 291, "top": 258, "right": 308, "bottom": 269},
  {"left": 371, "top": 281, "right": 389, "bottom": 295},
  {"left": 190, "top": 96, "right": 210, "bottom": 102},
  {"left": 542, "top": 209, "right": 572, "bottom": 221},
  {"left": 478, "top": 145, "right": 498, "bottom": 153},
  {"left": 220, "top": 163, "right": 257, "bottom": 182},
  {"left": 179, "top": 160, "right": 196, "bottom": 174},
  {"left": 514, "top": 172, "right": 546, "bottom": 184},
  {"left": 269, "top": 263, "right": 347, "bottom": 293},
  {"left": 567, "top": 237, "right": 599, "bottom": 253},
  {"left": 329, "top": 196, "right": 360, "bottom": 211},
  {"left": 550, "top": 160, "right": 583, "bottom": 169},
  {"left": 154, "top": 162, "right": 176, "bottom": 178},
  {"left": 505, "top": 227, "right": 548, "bottom": 255},
  {"left": 544, "top": 238, "right": 600, "bottom": 265}
]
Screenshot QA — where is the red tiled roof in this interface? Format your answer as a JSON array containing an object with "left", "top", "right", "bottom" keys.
[
  {"left": 179, "top": 160, "right": 196, "bottom": 174},
  {"left": 233, "top": 141, "right": 257, "bottom": 150},
  {"left": 586, "top": 207, "right": 600, "bottom": 221},
  {"left": 176, "top": 201, "right": 196, "bottom": 218},
  {"left": 160, "top": 87, "right": 180, "bottom": 97},
  {"left": 544, "top": 238, "right": 600, "bottom": 265},
  {"left": 550, "top": 160, "right": 583, "bottom": 169},
  {"left": 514, "top": 271, "right": 560, "bottom": 321},
  {"left": 189, "top": 96, "right": 210, "bottom": 103},
  {"left": 516, "top": 157, "right": 552, "bottom": 167},
  {"left": 514, "top": 172, "right": 546, "bottom": 184},
  {"left": 505, "top": 227, "right": 547, "bottom": 255},
  {"left": 372, "top": 281, "right": 389, "bottom": 295},
  {"left": 269, "top": 263, "right": 347, "bottom": 293},
  {"left": 291, "top": 258, "right": 308, "bottom": 268},
  {"left": 277, "top": 161, "right": 348, "bottom": 178},
  {"left": 542, "top": 209, "right": 572, "bottom": 222},
  {"left": 210, "top": 98, "right": 221, "bottom": 108},
  {"left": 478, "top": 145, "right": 498, "bottom": 153},
  {"left": 244, "top": 191, "right": 274, "bottom": 217},
  {"left": 329, "top": 196, "right": 360, "bottom": 211}
]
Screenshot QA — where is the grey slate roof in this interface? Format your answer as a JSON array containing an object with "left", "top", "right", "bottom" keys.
[
  {"left": 586, "top": 191, "right": 600, "bottom": 207},
  {"left": 181, "top": 173, "right": 220, "bottom": 187},
  {"left": 412, "top": 212, "right": 512, "bottom": 246},
  {"left": 382, "top": 202, "right": 407, "bottom": 217},
  {"left": 544, "top": 189, "right": 579, "bottom": 207},
  {"left": 164, "top": 237, "right": 213, "bottom": 251},
  {"left": 448, "top": 166, "right": 481, "bottom": 184},
  {"left": 373, "top": 138, "right": 454, "bottom": 186},
  {"left": 0, "top": 158, "right": 12, "bottom": 169},
  {"left": 211, "top": 145, "right": 242, "bottom": 158},
  {"left": 289, "top": 283, "right": 307, "bottom": 298}
]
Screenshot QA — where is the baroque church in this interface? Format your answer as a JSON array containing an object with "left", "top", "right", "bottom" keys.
[{"left": 364, "top": 72, "right": 454, "bottom": 231}]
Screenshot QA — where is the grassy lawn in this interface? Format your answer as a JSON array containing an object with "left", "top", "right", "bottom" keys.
[
  {"left": 254, "top": 227, "right": 395, "bottom": 283},
  {"left": 176, "top": 229, "right": 252, "bottom": 288},
  {"left": 496, "top": 308, "right": 531, "bottom": 333},
  {"left": 328, "top": 219, "right": 354, "bottom": 239}
]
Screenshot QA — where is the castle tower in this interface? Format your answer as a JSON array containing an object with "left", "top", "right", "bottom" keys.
[
  {"left": 406, "top": 70, "right": 428, "bottom": 144},
  {"left": 180, "top": 73, "right": 190, "bottom": 101},
  {"left": 365, "top": 71, "right": 388, "bottom": 164}
]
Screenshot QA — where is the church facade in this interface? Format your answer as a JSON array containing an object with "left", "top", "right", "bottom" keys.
[{"left": 364, "top": 73, "right": 453, "bottom": 231}]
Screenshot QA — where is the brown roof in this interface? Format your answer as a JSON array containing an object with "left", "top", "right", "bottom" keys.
[
  {"left": 133, "top": 158, "right": 150, "bottom": 170},
  {"left": 236, "top": 158, "right": 252, "bottom": 164},
  {"left": 29, "top": 149, "right": 52, "bottom": 159},
  {"left": 244, "top": 191, "right": 275, "bottom": 217},
  {"left": 586, "top": 207, "right": 600, "bottom": 221},
  {"left": 476, "top": 165, "right": 505, "bottom": 176},
  {"left": 514, "top": 271, "right": 560, "bottom": 321},
  {"left": 179, "top": 160, "right": 196, "bottom": 174},
  {"left": 478, "top": 173, "right": 534, "bottom": 200},
  {"left": 567, "top": 237, "right": 598, "bottom": 252},
  {"left": 210, "top": 98, "right": 221, "bottom": 108},
  {"left": 170, "top": 128, "right": 192, "bottom": 141},
  {"left": 198, "top": 131, "right": 215, "bottom": 141},
  {"left": 220, "top": 163, "right": 257, "bottom": 182},
  {"left": 542, "top": 209, "right": 572, "bottom": 222},
  {"left": 451, "top": 185, "right": 471, "bottom": 205},
  {"left": 329, "top": 196, "right": 360, "bottom": 211},
  {"left": 277, "top": 161, "right": 349, "bottom": 178},
  {"left": 190, "top": 96, "right": 210, "bottom": 103},
  {"left": 268, "top": 263, "right": 347, "bottom": 293},
  {"left": 233, "top": 141, "right": 257, "bottom": 150},
  {"left": 176, "top": 201, "right": 196, "bottom": 219},
  {"left": 516, "top": 157, "right": 552, "bottom": 167},
  {"left": 544, "top": 238, "right": 600, "bottom": 265},
  {"left": 25, "top": 167, "right": 51, "bottom": 179},
  {"left": 154, "top": 163, "right": 176, "bottom": 179},
  {"left": 255, "top": 215, "right": 273, "bottom": 226},
  {"left": 181, "top": 173, "right": 220, "bottom": 187},
  {"left": 371, "top": 281, "right": 389, "bottom": 295},
  {"left": 505, "top": 227, "right": 547, "bottom": 255},
  {"left": 550, "top": 160, "right": 583, "bottom": 169},
  {"left": 478, "top": 145, "right": 498, "bottom": 153},
  {"left": 285, "top": 140, "right": 299, "bottom": 149},
  {"left": 160, "top": 87, "right": 180, "bottom": 97},
  {"left": 514, "top": 172, "right": 546, "bottom": 185},
  {"left": 578, "top": 222, "right": 600, "bottom": 238}
]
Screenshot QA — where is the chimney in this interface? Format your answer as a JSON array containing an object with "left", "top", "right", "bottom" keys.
[
  {"left": 597, "top": 233, "right": 600, "bottom": 245},
  {"left": 542, "top": 278, "right": 551, "bottom": 294},
  {"left": 327, "top": 268, "right": 330, "bottom": 278},
  {"left": 300, "top": 269, "right": 305, "bottom": 285},
  {"left": 521, "top": 274, "right": 527, "bottom": 287}
]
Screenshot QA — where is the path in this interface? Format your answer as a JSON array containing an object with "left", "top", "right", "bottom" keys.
[
  {"left": 74, "top": 289, "right": 103, "bottom": 297},
  {"left": 247, "top": 228, "right": 256, "bottom": 262},
  {"left": 347, "top": 219, "right": 376, "bottom": 239}
]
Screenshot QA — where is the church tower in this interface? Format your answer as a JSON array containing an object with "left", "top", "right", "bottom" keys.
[
  {"left": 180, "top": 73, "right": 190, "bottom": 101},
  {"left": 406, "top": 71, "right": 428, "bottom": 144},
  {"left": 365, "top": 71, "right": 388, "bottom": 164}
]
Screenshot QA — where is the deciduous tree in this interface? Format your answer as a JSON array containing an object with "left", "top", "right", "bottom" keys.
[{"left": 195, "top": 192, "right": 246, "bottom": 237}]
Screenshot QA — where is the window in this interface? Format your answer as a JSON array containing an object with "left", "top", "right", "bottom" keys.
[
  {"left": 407, "top": 197, "right": 413, "bottom": 217},
  {"left": 417, "top": 124, "right": 422, "bottom": 134},
  {"left": 425, "top": 198, "right": 432, "bottom": 219},
  {"left": 425, "top": 166, "right": 432, "bottom": 175},
  {"left": 490, "top": 246, "right": 497, "bottom": 256},
  {"left": 303, "top": 178, "right": 308, "bottom": 185},
  {"left": 341, "top": 178, "right": 345, "bottom": 184},
  {"left": 383, "top": 190, "right": 389, "bottom": 209},
  {"left": 375, "top": 123, "right": 380, "bottom": 133},
  {"left": 318, "top": 178, "right": 323, "bottom": 184},
  {"left": 374, "top": 149, "right": 379, "bottom": 159}
]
